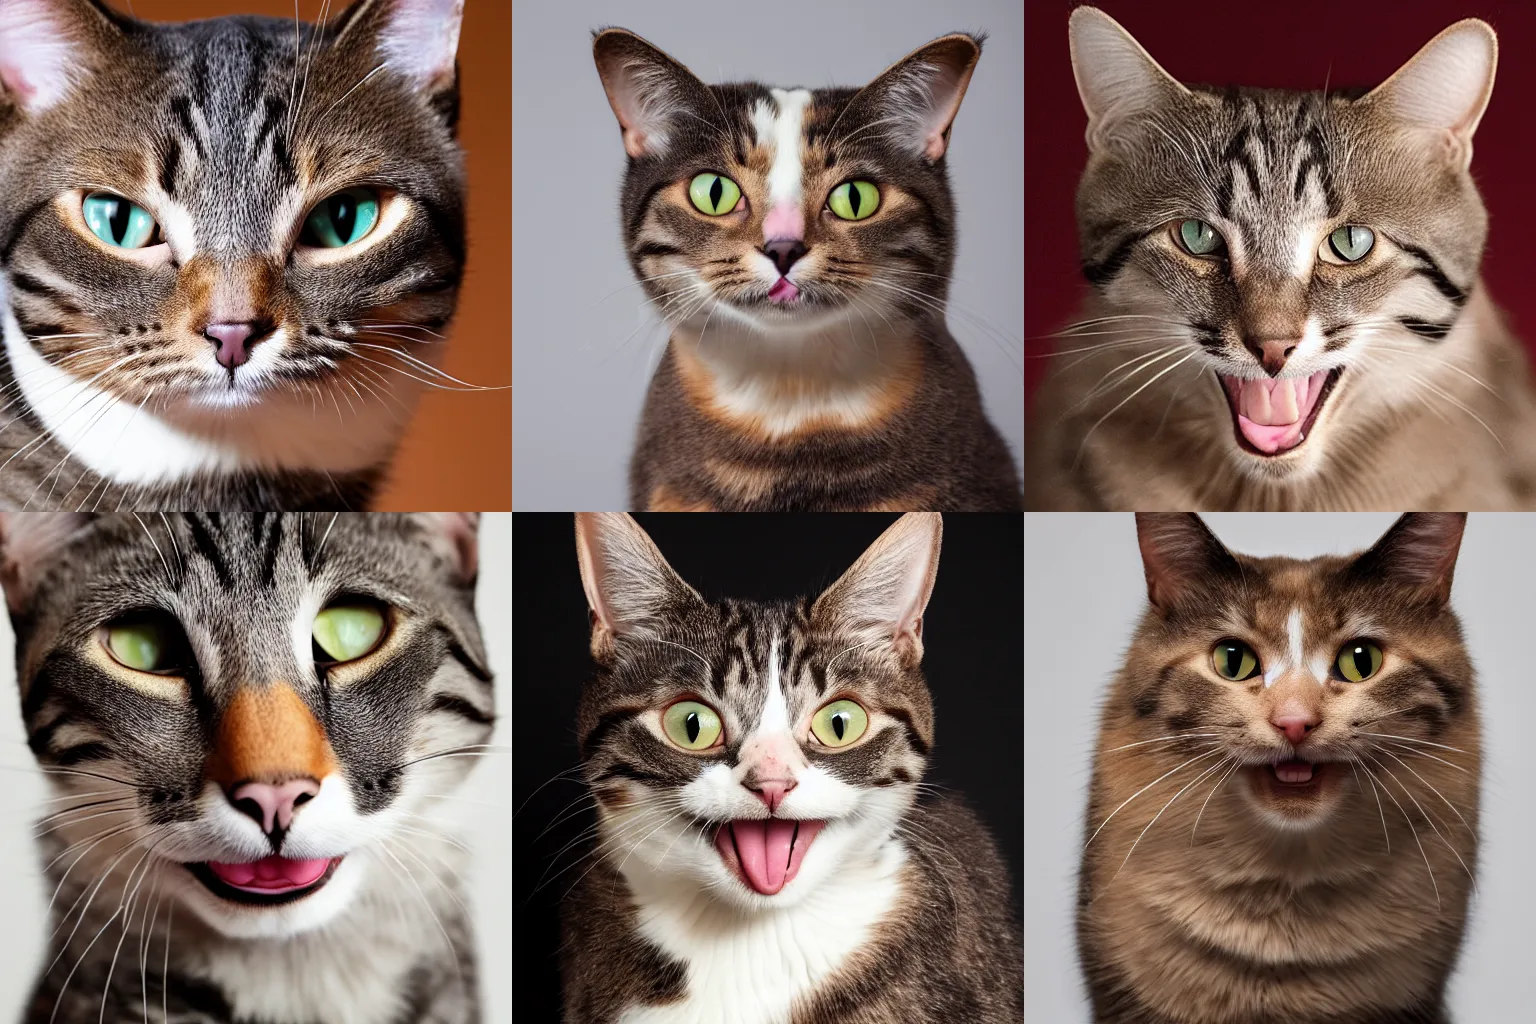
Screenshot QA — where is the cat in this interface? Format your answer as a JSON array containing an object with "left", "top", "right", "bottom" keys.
[
  {"left": 562, "top": 512, "right": 1020, "bottom": 1022},
  {"left": 0, "top": 512, "right": 494, "bottom": 1023},
  {"left": 1026, "top": 7, "right": 1536, "bottom": 510},
  {"left": 0, "top": 0, "right": 467, "bottom": 510},
  {"left": 1078, "top": 512, "right": 1479, "bottom": 1024},
  {"left": 591, "top": 30, "right": 1021, "bottom": 512}
]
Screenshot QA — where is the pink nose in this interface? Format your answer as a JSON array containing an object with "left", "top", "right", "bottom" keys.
[
  {"left": 747, "top": 778, "right": 796, "bottom": 814},
  {"left": 204, "top": 321, "right": 268, "bottom": 369},
  {"left": 1270, "top": 713, "right": 1319, "bottom": 746},
  {"left": 228, "top": 778, "right": 320, "bottom": 835}
]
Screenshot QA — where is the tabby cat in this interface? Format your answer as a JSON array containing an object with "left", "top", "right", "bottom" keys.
[
  {"left": 592, "top": 30, "right": 1021, "bottom": 512},
  {"left": 1079, "top": 512, "right": 1479, "bottom": 1023},
  {"left": 563, "top": 512, "right": 1020, "bottom": 1022},
  {"left": 1026, "top": 8, "right": 1536, "bottom": 510},
  {"left": 0, "top": 0, "right": 466, "bottom": 510},
  {"left": 0, "top": 512, "right": 493, "bottom": 1022}
]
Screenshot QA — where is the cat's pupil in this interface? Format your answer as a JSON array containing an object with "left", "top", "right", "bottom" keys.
[
  {"left": 685, "top": 711, "right": 700, "bottom": 743},
  {"left": 1350, "top": 647, "right": 1368, "bottom": 674},
  {"left": 328, "top": 194, "right": 358, "bottom": 241},
  {"left": 708, "top": 176, "right": 724, "bottom": 211},
  {"left": 1223, "top": 646, "right": 1239, "bottom": 676},
  {"left": 832, "top": 712, "right": 845, "bottom": 740},
  {"left": 847, "top": 187, "right": 862, "bottom": 218},
  {"left": 106, "top": 198, "right": 130, "bottom": 244}
]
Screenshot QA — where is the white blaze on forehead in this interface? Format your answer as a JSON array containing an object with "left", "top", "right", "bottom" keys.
[
  {"left": 1264, "top": 606, "right": 1325, "bottom": 687},
  {"left": 751, "top": 88, "right": 813, "bottom": 207},
  {"left": 1292, "top": 227, "right": 1317, "bottom": 277},
  {"left": 756, "top": 633, "right": 791, "bottom": 734}
]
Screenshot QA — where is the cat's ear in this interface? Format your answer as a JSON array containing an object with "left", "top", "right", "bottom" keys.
[
  {"left": 1364, "top": 19, "right": 1496, "bottom": 169},
  {"left": 1345, "top": 513, "right": 1466, "bottom": 606},
  {"left": 812, "top": 513, "right": 941, "bottom": 663},
  {"left": 592, "top": 28, "right": 715, "bottom": 160},
  {"left": 0, "top": 0, "right": 118, "bottom": 115},
  {"left": 1068, "top": 7, "right": 1189, "bottom": 153},
  {"left": 574, "top": 513, "right": 703, "bottom": 658},
  {"left": 0, "top": 512, "right": 91, "bottom": 614},
  {"left": 841, "top": 34, "right": 982, "bottom": 162},
  {"left": 1135, "top": 513, "right": 1240, "bottom": 612},
  {"left": 414, "top": 512, "right": 479, "bottom": 584},
  {"left": 332, "top": 0, "right": 462, "bottom": 109}
]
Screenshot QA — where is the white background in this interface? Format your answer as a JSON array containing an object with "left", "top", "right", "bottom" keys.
[{"left": 1025, "top": 513, "right": 1535, "bottom": 1021}]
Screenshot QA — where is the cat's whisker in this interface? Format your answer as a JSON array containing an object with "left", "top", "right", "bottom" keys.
[
  {"left": 1360, "top": 757, "right": 1440, "bottom": 910},
  {"left": 1189, "top": 757, "right": 1242, "bottom": 844},
  {"left": 1072, "top": 349, "right": 1203, "bottom": 470},
  {"left": 1083, "top": 745, "right": 1223, "bottom": 850},
  {"left": 1377, "top": 749, "right": 1478, "bottom": 844},
  {"left": 1368, "top": 754, "right": 1474, "bottom": 893},
  {"left": 371, "top": 843, "right": 468, "bottom": 989},
  {"left": 1105, "top": 732, "right": 1222, "bottom": 753},
  {"left": 1101, "top": 755, "right": 1233, "bottom": 894}
]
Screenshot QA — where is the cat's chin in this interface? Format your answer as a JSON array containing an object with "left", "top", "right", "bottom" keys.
[{"left": 1242, "top": 760, "right": 1343, "bottom": 829}]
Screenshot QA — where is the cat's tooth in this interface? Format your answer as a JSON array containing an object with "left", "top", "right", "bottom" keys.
[
  {"left": 1247, "top": 379, "right": 1273, "bottom": 424},
  {"left": 1272, "top": 378, "right": 1300, "bottom": 423}
]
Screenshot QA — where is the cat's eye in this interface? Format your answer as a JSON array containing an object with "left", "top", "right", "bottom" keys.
[
  {"left": 300, "top": 187, "right": 381, "bottom": 248},
  {"left": 827, "top": 181, "right": 880, "bottom": 221},
  {"left": 688, "top": 173, "right": 742, "bottom": 217},
  {"left": 102, "top": 612, "right": 187, "bottom": 675},
  {"left": 82, "top": 192, "right": 161, "bottom": 249},
  {"left": 312, "top": 602, "right": 387, "bottom": 664},
  {"left": 1333, "top": 640, "right": 1384, "bottom": 683},
  {"left": 1175, "top": 219, "right": 1224, "bottom": 257},
  {"left": 810, "top": 699, "right": 869, "bottom": 748},
  {"left": 1322, "top": 225, "right": 1375, "bottom": 264},
  {"left": 1211, "top": 639, "right": 1260, "bottom": 681},
  {"left": 662, "top": 700, "right": 723, "bottom": 750}
]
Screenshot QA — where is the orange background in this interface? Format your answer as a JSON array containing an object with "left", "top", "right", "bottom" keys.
[{"left": 120, "top": 0, "right": 511, "bottom": 511}]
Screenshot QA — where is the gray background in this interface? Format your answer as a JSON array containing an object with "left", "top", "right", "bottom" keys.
[
  {"left": 0, "top": 515, "right": 511, "bottom": 1022},
  {"left": 512, "top": 0, "right": 1024, "bottom": 510},
  {"left": 1025, "top": 513, "right": 1536, "bottom": 1022}
]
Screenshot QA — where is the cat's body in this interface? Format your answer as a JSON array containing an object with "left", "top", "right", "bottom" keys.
[
  {"left": 1078, "top": 513, "right": 1479, "bottom": 1024},
  {"left": 1026, "top": 9, "right": 1536, "bottom": 511},
  {"left": 0, "top": 0, "right": 467, "bottom": 510},
  {"left": 0, "top": 513, "right": 494, "bottom": 1023},
  {"left": 561, "top": 513, "right": 1020, "bottom": 1023},
  {"left": 593, "top": 31, "right": 1021, "bottom": 512}
]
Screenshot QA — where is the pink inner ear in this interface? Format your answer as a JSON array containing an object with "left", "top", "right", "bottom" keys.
[
  {"left": 0, "top": 1, "right": 79, "bottom": 113},
  {"left": 377, "top": 0, "right": 463, "bottom": 90}
]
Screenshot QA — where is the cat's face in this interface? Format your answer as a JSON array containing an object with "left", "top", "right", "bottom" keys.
[
  {"left": 0, "top": 0, "right": 463, "bottom": 414},
  {"left": 572, "top": 513, "right": 938, "bottom": 911},
  {"left": 593, "top": 30, "right": 977, "bottom": 341},
  {"left": 0, "top": 512, "right": 492, "bottom": 939},
  {"left": 1122, "top": 513, "right": 1476, "bottom": 832},
  {"left": 1068, "top": 10, "right": 1494, "bottom": 477}
]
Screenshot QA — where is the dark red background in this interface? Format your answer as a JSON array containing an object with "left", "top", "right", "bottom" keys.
[{"left": 1025, "top": 0, "right": 1536, "bottom": 403}]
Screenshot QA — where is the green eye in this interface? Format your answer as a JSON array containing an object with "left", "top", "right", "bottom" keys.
[
  {"left": 688, "top": 173, "right": 742, "bottom": 216},
  {"left": 106, "top": 621, "right": 168, "bottom": 672},
  {"left": 1212, "top": 640, "right": 1260, "bottom": 681},
  {"left": 83, "top": 192, "right": 159, "bottom": 249},
  {"left": 810, "top": 699, "right": 869, "bottom": 748},
  {"left": 1177, "top": 219, "right": 1224, "bottom": 257},
  {"left": 827, "top": 181, "right": 879, "bottom": 221},
  {"left": 1334, "top": 640, "right": 1384, "bottom": 683},
  {"left": 312, "top": 603, "right": 386, "bottom": 663},
  {"left": 1326, "top": 225, "right": 1375, "bottom": 263},
  {"left": 301, "top": 187, "right": 380, "bottom": 248},
  {"left": 662, "top": 701, "right": 723, "bottom": 750}
]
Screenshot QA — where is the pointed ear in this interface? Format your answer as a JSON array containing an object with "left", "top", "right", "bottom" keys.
[
  {"left": 839, "top": 34, "right": 982, "bottom": 162},
  {"left": 1344, "top": 513, "right": 1466, "bottom": 606},
  {"left": 414, "top": 512, "right": 479, "bottom": 584},
  {"left": 1068, "top": 6, "right": 1188, "bottom": 153},
  {"left": 812, "top": 513, "right": 941, "bottom": 663},
  {"left": 592, "top": 27, "right": 715, "bottom": 160},
  {"left": 0, "top": 0, "right": 113, "bottom": 115},
  {"left": 574, "top": 513, "right": 703, "bottom": 659},
  {"left": 0, "top": 512, "right": 91, "bottom": 614},
  {"left": 1134, "top": 513, "right": 1240, "bottom": 612},
  {"left": 1364, "top": 19, "right": 1496, "bottom": 169},
  {"left": 331, "top": 0, "right": 462, "bottom": 124}
]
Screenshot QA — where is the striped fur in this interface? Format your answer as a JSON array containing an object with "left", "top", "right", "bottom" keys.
[
  {"left": 0, "top": 1, "right": 466, "bottom": 510},
  {"left": 0, "top": 512, "right": 493, "bottom": 1023}
]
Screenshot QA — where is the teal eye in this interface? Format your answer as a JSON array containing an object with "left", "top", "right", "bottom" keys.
[
  {"left": 688, "top": 173, "right": 742, "bottom": 216},
  {"left": 1176, "top": 219, "right": 1224, "bottom": 257},
  {"left": 827, "top": 181, "right": 880, "bottom": 221},
  {"left": 301, "top": 187, "right": 380, "bottom": 248},
  {"left": 312, "top": 603, "right": 387, "bottom": 663},
  {"left": 1325, "top": 225, "right": 1375, "bottom": 263},
  {"left": 82, "top": 193, "right": 160, "bottom": 249}
]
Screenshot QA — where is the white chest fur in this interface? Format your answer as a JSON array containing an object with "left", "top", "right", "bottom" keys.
[{"left": 617, "top": 840, "right": 907, "bottom": 1024}]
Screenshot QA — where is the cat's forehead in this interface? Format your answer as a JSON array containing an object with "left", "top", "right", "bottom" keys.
[{"left": 1210, "top": 555, "right": 1368, "bottom": 634}]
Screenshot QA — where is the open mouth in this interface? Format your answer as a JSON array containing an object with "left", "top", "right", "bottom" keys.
[
  {"left": 1251, "top": 759, "right": 1330, "bottom": 798},
  {"left": 713, "top": 819, "right": 825, "bottom": 895},
  {"left": 189, "top": 855, "right": 343, "bottom": 906},
  {"left": 1217, "top": 368, "right": 1342, "bottom": 456}
]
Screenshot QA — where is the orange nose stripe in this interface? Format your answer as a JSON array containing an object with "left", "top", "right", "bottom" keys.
[{"left": 206, "top": 683, "right": 336, "bottom": 788}]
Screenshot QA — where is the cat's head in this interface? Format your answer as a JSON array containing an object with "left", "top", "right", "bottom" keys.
[
  {"left": 1119, "top": 512, "right": 1476, "bottom": 832},
  {"left": 0, "top": 512, "right": 492, "bottom": 939},
  {"left": 1067, "top": 8, "right": 1495, "bottom": 476},
  {"left": 0, "top": 0, "right": 463, "bottom": 417},
  {"left": 592, "top": 28, "right": 978, "bottom": 342},
  {"left": 572, "top": 512, "right": 938, "bottom": 911}
]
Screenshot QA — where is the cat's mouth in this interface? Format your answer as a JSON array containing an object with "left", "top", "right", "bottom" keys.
[
  {"left": 1248, "top": 759, "right": 1333, "bottom": 801},
  {"left": 713, "top": 819, "right": 825, "bottom": 896},
  {"left": 1217, "top": 368, "right": 1342, "bottom": 456},
  {"left": 189, "top": 855, "right": 343, "bottom": 906}
]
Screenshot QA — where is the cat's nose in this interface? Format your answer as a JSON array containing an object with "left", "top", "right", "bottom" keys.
[
  {"left": 762, "top": 239, "right": 808, "bottom": 277},
  {"left": 227, "top": 777, "right": 321, "bottom": 836},
  {"left": 204, "top": 321, "right": 271, "bottom": 369},
  {"left": 1270, "top": 711, "right": 1319, "bottom": 746},
  {"left": 746, "top": 777, "right": 797, "bottom": 814},
  {"left": 1244, "top": 337, "right": 1299, "bottom": 377}
]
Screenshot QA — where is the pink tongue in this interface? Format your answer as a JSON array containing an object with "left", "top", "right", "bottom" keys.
[
  {"left": 1232, "top": 370, "right": 1328, "bottom": 454},
  {"left": 717, "top": 819, "right": 824, "bottom": 895},
  {"left": 768, "top": 278, "right": 799, "bottom": 304},
  {"left": 209, "top": 855, "right": 330, "bottom": 892}
]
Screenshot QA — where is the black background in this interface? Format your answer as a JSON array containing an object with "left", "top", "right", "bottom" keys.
[{"left": 512, "top": 513, "right": 1023, "bottom": 1018}]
